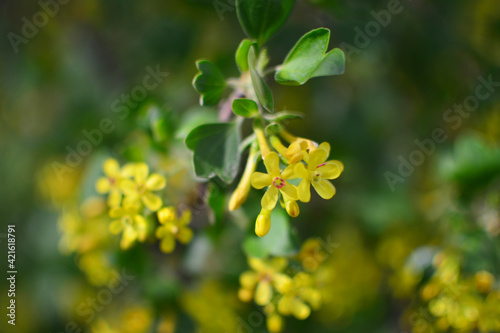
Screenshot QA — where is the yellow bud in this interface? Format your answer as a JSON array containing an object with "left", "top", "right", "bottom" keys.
[
  {"left": 238, "top": 288, "right": 253, "bottom": 302},
  {"left": 158, "top": 207, "right": 176, "bottom": 223},
  {"left": 255, "top": 280, "right": 272, "bottom": 306},
  {"left": 229, "top": 142, "right": 258, "bottom": 211},
  {"left": 267, "top": 314, "right": 283, "bottom": 333},
  {"left": 255, "top": 210, "right": 272, "bottom": 237},
  {"left": 285, "top": 200, "right": 300, "bottom": 217},
  {"left": 474, "top": 270, "right": 495, "bottom": 293},
  {"left": 229, "top": 187, "right": 249, "bottom": 211}
]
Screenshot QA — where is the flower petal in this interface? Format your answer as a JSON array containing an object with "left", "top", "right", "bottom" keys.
[
  {"left": 261, "top": 186, "right": 279, "bottom": 210},
  {"left": 312, "top": 179, "right": 336, "bottom": 199},
  {"left": 96, "top": 178, "right": 111, "bottom": 193},
  {"left": 298, "top": 179, "right": 311, "bottom": 202},
  {"left": 158, "top": 207, "right": 176, "bottom": 224},
  {"left": 109, "top": 207, "right": 125, "bottom": 219},
  {"left": 240, "top": 271, "right": 259, "bottom": 289},
  {"left": 326, "top": 160, "right": 344, "bottom": 173},
  {"left": 255, "top": 280, "right": 273, "bottom": 306},
  {"left": 277, "top": 295, "right": 294, "bottom": 315},
  {"left": 107, "top": 189, "right": 122, "bottom": 207},
  {"left": 109, "top": 220, "right": 123, "bottom": 234},
  {"left": 318, "top": 162, "right": 342, "bottom": 180},
  {"left": 263, "top": 152, "right": 280, "bottom": 176},
  {"left": 121, "top": 163, "right": 137, "bottom": 178},
  {"left": 103, "top": 158, "right": 120, "bottom": 177},
  {"left": 134, "top": 215, "right": 148, "bottom": 241},
  {"left": 178, "top": 210, "right": 192, "bottom": 226},
  {"left": 280, "top": 181, "right": 298, "bottom": 201},
  {"left": 145, "top": 173, "right": 166, "bottom": 191},
  {"left": 251, "top": 172, "right": 272, "bottom": 189},
  {"left": 294, "top": 163, "right": 309, "bottom": 179},
  {"left": 134, "top": 163, "right": 149, "bottom": 184},
  {"left": 160, "top": 233, "right": 176, "bottom": 253},
  {"left": 121, "top": 225, "right": 137, "bottom": 249},
  {"left": 291, "top": 299, "right": 311, "bottom": 320},
  {"left": 281, "top": 164, "right": 296, "bottom": 180},
  {"left": 177, "top": 227, "right": 193, "bottom": 244},
  {"left": 142, "top": 192, "right": 162, "bottom": 211},
  {"left": 317, "top": 142, "right": 331, "bottom": 155},
  {"left": 119, "top": 179, "right": 137, "bottom": 196},
  {"left": 308, "top": 148, "right": 328, "bottom": 169}
]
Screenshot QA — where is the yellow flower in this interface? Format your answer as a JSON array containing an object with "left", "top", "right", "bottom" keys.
[
  {"left": 251, "top": 152, "right": 298, "bottom": 211},
  {"left": 156, "top": 207, "right": 193, "bottom": 253},
  {"left": 96, "top": 158, "right": 135, "bottom": 207},
  {"left": 238, "top": 257, "right": 290, "bottom": 306},
  {"left": 294, "top": 143, "right": 343, "bottom": 202},
  {"left": 119, "top": 163, "right": 166, "bottom": 211},
  {"left": 277, "top": 272, "right": 321, "bottom": 320},
  {"left": 109, "top": 204, "right": 148, "bottom": 250},
  {"left": 284, "top": 140, "right": 308, "bottom": 164}
]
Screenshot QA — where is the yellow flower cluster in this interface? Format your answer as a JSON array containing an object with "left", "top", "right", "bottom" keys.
[
  {"left": 95, "top": 158, "right": 194, "bottom": 253},
  {"left": 229, "top": 131, "right": 343, "bottom": 237},
  {"left": 237, "top": 245, "right": 326, "bottom": 333},
  {"left": 413, "top": 253, "right": 500, "bottom": 333}
]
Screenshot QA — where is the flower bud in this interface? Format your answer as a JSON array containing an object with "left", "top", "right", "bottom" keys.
[
  {"left": 267, "top": 314, "right": 283, "bottom": 333},
  {"left": 255, "top": 210, "right": 272, "bottom": 237},
  {"left": 285, "top": 200, "right": 300, "bottom": 217},
  {"left": 474, "top": 270, "right": 494, "bottom": 293},
  {"left": 229, "top": 187, "right": 249, "bottom": 211}
]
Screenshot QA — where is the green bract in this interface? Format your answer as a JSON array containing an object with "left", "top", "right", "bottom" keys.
[
  {"left": 192, "top": 60, "right": 227, "bottom": 106},
  {"left": 232, "top": 98, "right": 259, "bottom": 117},
  {"left": 235, "top": 39, "right": 254, "bottom": 73},
  {"left": 236, "top": 0, "right": 295, "bottom": 46},
  {"left": 275, "top": 28, "right": 346, "bottom": 86},
  {"left": 185, "top": 122, "right": 241, "bottom": 183}
]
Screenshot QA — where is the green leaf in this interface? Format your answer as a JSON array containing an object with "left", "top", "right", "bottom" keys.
[
  {"left": 185, "top": 122, "right": 241, "bottom": 183},
  {"left": 265, "top": 123, "right": 281, "bottom": 136},
  {"left": 175, "top": 106, "right": 219, "bottom": 140},
  {"left": 236, "top": 0, "right": 295, "bottom": 46},
  {"left": 243, "top": 210, "right": 299, "bottom": 258},
  {"left": 264, "top": 111, "right": 303, "bottom": 122},
  {"left": 275, "top": 28, "right": 345, "bottom": 86},
  {"left": 248, "top": 46, "right": 274, "bottom": 112},
  {"left": 235, "top": 39, "right": 254, "bottom": 73},
  {"left": 192, "top": 60, "right": 227, "bottom": 106},
  {"left": 232, "top": 98, "right": 259, "bottom": 117}
]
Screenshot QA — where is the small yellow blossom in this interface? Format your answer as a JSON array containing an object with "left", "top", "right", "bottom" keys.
[
  {"left": 277, "top": 272, "right": 321, "bottom": 320},
  {"left": 294, "top": 143, "right": 343, "bottom": 202},
  {"left": 251, "top": 152, "right": 298, "bottom": 210},
  {"left": 284, "top": 140, "right": 308, "bottom": 164},
  {"left": 120, "top": 163, "right": 166, "bottom": 211},
  {"left": 109, "top": 204, "right": 148, "bottom": 250},
  {"left": 156, "top": 207, "right": 193, "bottom": 253},
  {"left": 96, "top": 158, "right": 134, "bottom": 207},
  {"left": 238, "top": 257, "right": 290, "bottom": 306}
]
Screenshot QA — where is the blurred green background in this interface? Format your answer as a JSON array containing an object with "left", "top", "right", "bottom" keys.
[{"left": 1, "top": 0, "right": 500, "bottom": 332}]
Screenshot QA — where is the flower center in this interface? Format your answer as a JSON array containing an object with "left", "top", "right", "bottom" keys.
[
  {"left": 109, "top": 177, "right": 117, "bottom": 185},
  {"left": 272, "top": 177, "right": 285, "bottom": 189},
  {"left": 312, "top": 173, "right": 321, "bottom": 183},
  {"left": 136, "top": 184, "right": 146, "bottom": 194}
]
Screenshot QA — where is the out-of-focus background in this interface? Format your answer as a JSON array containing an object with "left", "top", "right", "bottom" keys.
[{"left": 1, "top": 0, "right": 500, "bottom": 332}]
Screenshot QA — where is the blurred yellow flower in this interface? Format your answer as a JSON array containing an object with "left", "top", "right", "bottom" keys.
[
  {"left": 156, "top": 207, "right": 193, "bottom": 253},
  {"left": 109, "top": 204, "right": 148, "bottom": 250},
  {"left": 119, "top": 162, "right": 166, "bottom": 211},
  {"left": 276, "top": 272, "right": 321, "bottom": 320},
  {"left": 95, "top": 158, "right": 135, "bottom": 207}
]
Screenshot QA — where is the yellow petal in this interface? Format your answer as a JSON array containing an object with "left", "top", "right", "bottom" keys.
[
  {"left": 134, "top": 215, "right": 148, "bottom": 242},
  {"left": 277, "top": 295, "right": 293, "bottom": 315},
  {"left": 123, "top": 195, "right": 141, "bottom": 210},
  {"left": 281, "top": 164, "right": 296, "bottom": 180},
  {"left": 273, "top": 273, "right": 292, "bottom": 293},
  {"left": 107, "top": 189, "right": 122, "bottom": 207},
  {"left": 326, "top": 160, "right": 344, "bottom": 173},
  {"left": 238, "top": 288, "right": 254, "bottom": 303},
  {"left": 145, "top": 173, "right": 166, "bottom": 191},
  {"left": 121, "top": 225, "right": 137, "bottom": 249},
  {"left": 267, "top": 314, "right": 283, "bottom": 333},
  {"left": 134, "top": 163, "right": 149, "bottom": 184},
  {"left": 251, "top": 172, "right": 272, "bottom": 189},
  {"left": 177, "top": 226, "right": 193, "bottom": 244},
  {"left": 248, "top": 257, "right": 267, "bottom": 272},
  {"left": 240, "top": 271, "right": 259, "bottom": 289},
  {"left": 119, "top": 179, "right": 137, "bottom": 196},
  {"left": 261, "top": 186, "right": 279, "bottom": 210},
  {"left": 291, "top": 299, "right": 311, "bottom": 320},
  {"left": 103, "top": 158, "right": 120, "bottom": 177},
  {"left": 160, "top": 233, "right": 175, "bottom": 253},
  {"left": 264, "top": 152, "right": 280, "bottom": 176},
  {"left": 317, "top": 142, "right": 331, "bottom": 155},
  {"left": 312, "top": 179, "right": 336, "bottom": 199},
  {"left": 109, "top": 220, "right": 123, "bottom": 234},
  {"left": 255, "top": 210, "right": 272, "bottom": 237},
  {"left": 142, "top": 192, "right": 162, "bottom": 211},
  {"left": 121, "top": 163, "right": 137, "bottom": 178},
  {"left": 280, "top": 182, "right": 298, "bottom": 201},
  {"left": 158, "top": 207, "right": 176, "bottom": 224},
  {"left": 269, "top": 257, "right": 288, "bottom": 272},
  {"left": 318, "top": 162, "right": 342, "bottom": 180},
  {"left": 255, "top": 280, "right": 273, "bottom": 306},
  {"left": 109, "top": 207, "right": 125, "bottom": 219},
  {"left": 294, "top": 163, "right": 309, "bottom": 179},
  {"left": 308, "top": 148, "right": 328, "bottom": 169},
  {"left": 96, "top": 178, "right": 111, "bottom": 193},
  {"left": 285, "top": 200, "right": 300, "bottom": 217},
  {"left": 297, "top": 179, "right": 311, "bottom": 203}
]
